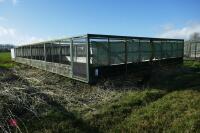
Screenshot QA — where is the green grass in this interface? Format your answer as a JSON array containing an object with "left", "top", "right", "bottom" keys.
[
  {"left": 87, "top": 90, "right": 167, "bottom": 132},
  {"left": 0, "top": 52, "right": 14, "bottom": 68},
  {"left": 24, "top": 108, "right": 97, "bottom": 133},
  {"left": 183, "top": 60, "right": 200, "bottom": 69},
  {"left": 85, "top": 60, "right": 200, "bottom": 132},
  {"left": 112, "top": 90, "right": 200, "bottom": 133}
]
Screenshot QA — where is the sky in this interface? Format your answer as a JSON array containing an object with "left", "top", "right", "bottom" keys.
[{"left": 0, "top": 0, "right": 200, "bottom": 45}]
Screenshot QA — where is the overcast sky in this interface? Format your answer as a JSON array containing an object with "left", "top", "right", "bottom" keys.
[{"left": 0, "top": 0, "right": 200, "bottom": 45}]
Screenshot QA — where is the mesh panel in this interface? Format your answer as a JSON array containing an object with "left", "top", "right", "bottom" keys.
[
  {"left": 153, "top": 41, "right": 162, "bottom": 59},
  {"left": 72, "top": 38, "right": 87, "bottom": 78},
  {"left": 90, "top": 41, "right": 109, "bottom": 66},
  {"left": 127, "top": 39, "right": 140, "bottom": 62},
  {"left": 110, "top": 40, "right": 125, "bottom": 65},
  {"left": 163, "top": 41, "right": 172, "bottom": 58},
  {"left": 140, "top": 40, "right": 151, "bottom": 61},
  {"left": 177, "top": 41, "right": 183, "bottom": 57},
  {"left": 197, "top": 43, "right": 200, "bottom": 57}
]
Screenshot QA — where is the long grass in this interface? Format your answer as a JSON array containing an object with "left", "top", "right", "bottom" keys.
[
  {"left": 0, "top": 52, "right": 14, "bottom": 68},
  {"left": 112, "top": 90, "right": 200, "bottom": 133},
  {"left": 0, "top": 56, "right": 200, "bottom": 132},
  {"left": 85, "top": 60, "right": 200, "bottom": 132}
]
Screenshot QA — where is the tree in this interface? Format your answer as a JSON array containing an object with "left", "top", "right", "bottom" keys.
[{"left": 189, "top": 32, "right": 200, "bottom": 41}]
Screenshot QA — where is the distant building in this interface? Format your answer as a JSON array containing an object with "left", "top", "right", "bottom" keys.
[
  {"left": 0, "top": 44, "right": 15, "bottom": 52},
  {"left": 184, "top": 41, "right": 200, "bottom": 59}
]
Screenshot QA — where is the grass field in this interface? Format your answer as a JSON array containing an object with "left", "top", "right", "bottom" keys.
[
  {"left": 0, "top": 52, "right": 14, "bottom": 68},
  {"left": 0, "top": 54, "right": 200, "bottom": 132}
]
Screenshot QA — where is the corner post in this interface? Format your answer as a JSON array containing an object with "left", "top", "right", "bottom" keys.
[
  {"left": 70, "top": 39, "right": 74, "bottom": 78},
  {"left": 86, "top": 34, "right": 91, "bottom": 83}
]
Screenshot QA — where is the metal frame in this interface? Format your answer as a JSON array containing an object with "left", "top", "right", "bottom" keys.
[{"left": 13, "top": 34, "right": 184, "bottom": 84}]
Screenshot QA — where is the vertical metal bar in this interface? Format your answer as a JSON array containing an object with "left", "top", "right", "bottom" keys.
[
  {"left": 51, "top": 42, "right": 53, "bottom": 62},
  {"left": 39, "top": 46, "right": 40, "bottom": 60},
  {"left": 195, "top": 42, "right": 197, "bottom": 59},
  {"left": 30, "top": 45, "right": 32, "bottom": 66},
  {"left": 26, "top": 47, "right": 27, "bottom": 58},
  {"left": 59, "top": 41, "right": 61, "bottom": 63},
  {"left": 35, "top": 46, "right": 37, "bottom": 60},
  {"left": 21, "top": 47, "right": 22, "bottom": 58},
  {"left": 44, "top": 43, "right": 47, "bottom": 70},
  {"left": 86, "top": 35, "right": 90, "bottom": 83},
  {"left": 36, "top": 46, "right": 38, "bottom": 60},
  {"left": 150, "top": 39, "right": 154, "bottom": 61},
  {"left": 171, "top": 41, "right": 173, "bottom": 58},
  {"left": 70, "top": 39, "right": 74, "bottom": 78},
  {"left": 161, "top": 40, "right": 163, "bottom": 59},
  {"left": 125, "top": 39, "right": 128, "bottom": 73},
  {"left": 24, "top": 47, "right": 25, "bottom": 58},
  {"left": 24, "top": 47, "right": 26, "bottom": 58},
  {"left": 34, "top": 46, "right": 36, "bottom": 59},
  {"left": 138, "top": 39, "right": 141, "bottom": 62},
  {"left": 189, "top": 42, "right": 191, "bottom": 58},
  {"left": 108, "top": 38, "right": 111, "bottom": 65},
  {"left": 44, "top": 43, "right": 46, "bottom": 62},
  {"left": 182, "top": 40, "right": 184, "bottom": 58}
]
